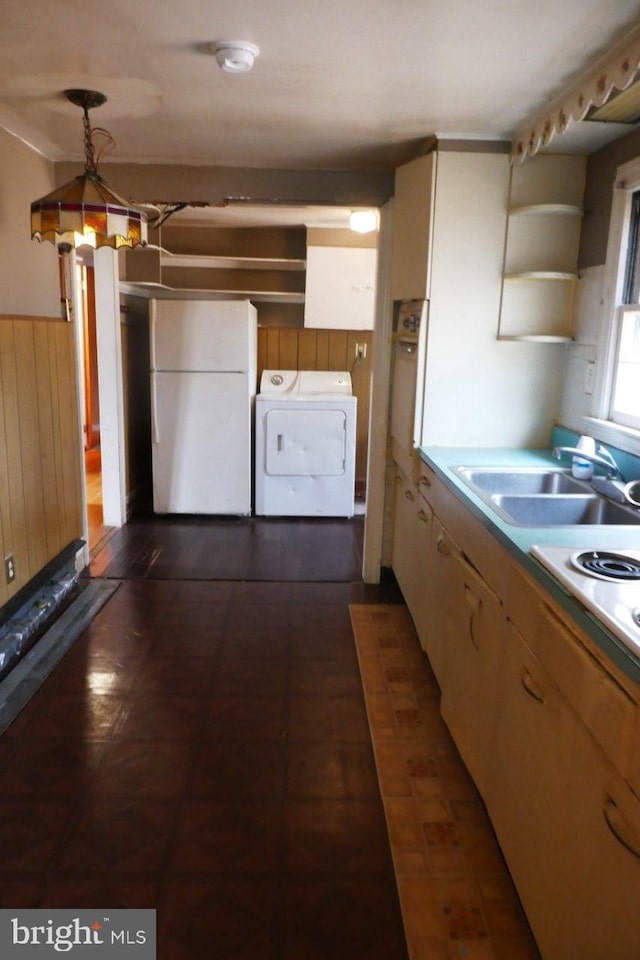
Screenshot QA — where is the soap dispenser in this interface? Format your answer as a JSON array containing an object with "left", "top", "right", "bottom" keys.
[{"left": 572, "top": 435, "right": 595, "bottom": 480}]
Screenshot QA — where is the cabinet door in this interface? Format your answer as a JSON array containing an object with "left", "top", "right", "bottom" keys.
[
  {"left": 486, "top": 618, "right": 574, "bottom": 959},
  {"left": 439, "top": 547, "right": 503, "bottom": 798},
  {"left": 537, "top": 600, "right": 636, "bottom": 780},
  {"left": 304, "top": 245, "right": 377, "bottom": 329},
  {"left": 390, "top": 153, "right": 436, "bottom": 300},
  {"left": 391, "top": 473, "right": 420, "bottom": 620},
  {"left": 420, "top": 517, "right": 458, "bottom": 686},
  {"left": 412, "top": 494, "right": 433, "bottom": 653},
  {"left": 549, "top": 740, "right": 640, "bottom": 960}
]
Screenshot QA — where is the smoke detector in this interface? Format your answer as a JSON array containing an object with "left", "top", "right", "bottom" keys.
[{"left": 211, "top": 40, "right": 260, "bottom": 74}]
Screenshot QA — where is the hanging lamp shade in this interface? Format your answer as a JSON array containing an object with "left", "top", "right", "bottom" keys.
[
  {"left": 31, "top": 89, "right": 147, "bottom": 250},
  {"left": 31, "top": 172, "right": 147, "bottom": 249}
]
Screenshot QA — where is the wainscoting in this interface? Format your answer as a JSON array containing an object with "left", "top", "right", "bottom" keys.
[{"left": 0, "top": 315, "right": 83, "bottom": 607}]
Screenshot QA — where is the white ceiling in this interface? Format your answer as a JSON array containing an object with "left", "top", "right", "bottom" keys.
[{"left": 4, "top": 2, "right": 640, "bottom": 228}]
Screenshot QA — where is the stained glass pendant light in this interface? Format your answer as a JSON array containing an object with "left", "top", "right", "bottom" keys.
[{"left": 31, "top": 89, "right": 147, "bottom": 250}]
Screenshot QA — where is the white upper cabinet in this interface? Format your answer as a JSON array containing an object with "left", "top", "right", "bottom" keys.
[
  {"left": 303, "top": 235, "right": 378, "bottom": 330},
  {"left": 390, "top": 152, "right": 436, "bottom": 300}
]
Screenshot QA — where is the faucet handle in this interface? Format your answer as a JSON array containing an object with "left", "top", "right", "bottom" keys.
[
  {"left": 596, "top": 444, "right": 615, "bottom": 464},
  {"left": 596, "top": 445, "right": 626, "bottom": 482}
]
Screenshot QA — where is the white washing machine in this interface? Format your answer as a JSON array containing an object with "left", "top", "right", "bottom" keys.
[{"left": 255, "top": 370, "right": 357, "bottom": 517}]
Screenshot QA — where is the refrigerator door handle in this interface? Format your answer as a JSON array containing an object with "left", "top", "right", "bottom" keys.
[
  {"left": 149, "top": 303, "right": 157, "bottom": 370},
  {"left": 151, "top": 371, "right": 160, "bottom": 444},
  {"left": 277, "top": 433, "right": 284, "bottom": 453}
]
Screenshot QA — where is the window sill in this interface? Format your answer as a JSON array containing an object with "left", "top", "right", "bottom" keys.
[{"left": 583, "top": 417, "right": 640, "bottom": 457}]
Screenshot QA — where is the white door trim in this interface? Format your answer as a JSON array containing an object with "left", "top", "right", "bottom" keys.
[
  {"left": 362, "top": 199, "right": 394, "bottom": 584},
  {"left": 93, "top": 248, "right": 127, "bottom": 528}
]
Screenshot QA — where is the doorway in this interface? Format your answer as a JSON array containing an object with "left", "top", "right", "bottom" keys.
[
  {"left": 86, "top": 200, "right": 393, "bottom": 581},
  {"left": 78, "top": 262, "right": 107, "bottom": 553}
]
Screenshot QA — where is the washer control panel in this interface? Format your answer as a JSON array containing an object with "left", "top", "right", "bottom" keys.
[{"left": 259, "top": 370, "right": 352, "bottom": 396}]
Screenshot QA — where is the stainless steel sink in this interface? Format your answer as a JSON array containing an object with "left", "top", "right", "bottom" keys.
[
  {"left": 452, "top": 465, "right": 640, "bottom": 526},
  {"left": 453, "top": 466, "right": 589, "bottom": 495},
  {"left": 489, "top": 494, "right": 639, "bottom": 527}
]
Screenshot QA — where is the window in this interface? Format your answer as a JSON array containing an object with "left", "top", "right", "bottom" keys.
[
  {"left": 611, "top": 189, "right": 640, "bottom": 431},
  {"left": 610, "top": 308, "right": 640, "bottom": 429},
  {"left": 594, "top": 159, "right": 640, "bottom": 443}
]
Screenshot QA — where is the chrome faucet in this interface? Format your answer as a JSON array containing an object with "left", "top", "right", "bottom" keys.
[{"left": 552, "top": 443, "right": 626, "bottom": 482}]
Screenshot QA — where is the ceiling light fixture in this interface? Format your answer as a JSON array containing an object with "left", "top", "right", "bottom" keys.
[
  {"left": 349, "top": 210, "right": 378, "bottom": 234},
  {"left": 211, "top": 40, "right": 260, "bottom": 74},
  {"left": 30, "top": 88, "right": 147, "bottom": 250}
]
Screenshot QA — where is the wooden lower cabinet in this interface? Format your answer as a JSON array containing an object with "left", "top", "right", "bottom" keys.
[
  {"left": 550, "top": 736, "right": 640, "bottom": 959},
  {"left": 412, "top": 488, "right": 433, "bottom": 651},
  {"left": 486, "top": 618, "right": 575, "bottom": 958},
  {"left": 438, "top": 544, "right": 503, "bottom": 799},
  {"left": 537, "top": 598, "right": 636, "bottom": 777},
  {"left": 391, "top": 471, "right": 421, "bottom": 619},
  {"left": 391, "top": 463, "right": 640, "bottom": 958},
  {"left": 419, "top": 516, "right": 456, "bottom": 686},
  {"left": 391, "top": 468, "right": 432, "bottom": 638},
  {"left": 482, "top": 597, "right": 640, "bottom": 960}
]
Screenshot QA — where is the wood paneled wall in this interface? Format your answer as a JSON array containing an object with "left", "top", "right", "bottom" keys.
[
  {"left": 257, "top": 327, "right": 372, "bottom": 490},
  {"left": 0, "top": 316, "right": 83, "bottom": 608}
]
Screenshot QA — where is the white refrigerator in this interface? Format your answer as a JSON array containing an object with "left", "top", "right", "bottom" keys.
[{"left": 149, "top": 298, "right": 257, "bottom": 515}]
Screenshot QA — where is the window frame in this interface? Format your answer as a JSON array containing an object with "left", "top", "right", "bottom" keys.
[
  {"left": 609, "top": 304, "right": 640, "bottom": 430},
  {"left": 585, "top": 156, "right": 640, "bottom": 454}
]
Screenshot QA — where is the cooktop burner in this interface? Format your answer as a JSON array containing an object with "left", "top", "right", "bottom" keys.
[
  {"left": 571, "top": 550, "right": 640, "bottom": 582},
  {"left": 530, "top": 545, "right": 640, "bottom": 658}
]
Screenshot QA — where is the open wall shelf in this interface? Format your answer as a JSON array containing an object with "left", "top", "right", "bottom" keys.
[{"left": 498, "top": 156, "right": 586, "bottom": 342}]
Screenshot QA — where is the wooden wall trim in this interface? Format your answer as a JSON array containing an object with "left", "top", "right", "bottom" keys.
[{"left": 0, "top": 314, "right": 67, "bottom": 323}]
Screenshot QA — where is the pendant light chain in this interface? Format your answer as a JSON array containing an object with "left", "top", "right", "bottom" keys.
[
  {"left": 30, "top": 87, "right": 147, "bottom": 249},
  {"left": 82, "top": 103, "right": 98, "bottom": 177}
]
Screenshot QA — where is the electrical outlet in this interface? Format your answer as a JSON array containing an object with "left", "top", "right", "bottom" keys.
[
  {"left": 584, "top": 361, "right": 595, "bottom": 395},
  {"left": 4, "top": 555, "right": 15, "bottom": 584},
  {"left": 355, "top": 342, "right": 367, "bottom": 360}
]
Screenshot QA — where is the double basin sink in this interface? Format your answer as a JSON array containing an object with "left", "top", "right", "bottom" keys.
[{"left": 453, "top": 466, "right": 640, "bottom": 527}]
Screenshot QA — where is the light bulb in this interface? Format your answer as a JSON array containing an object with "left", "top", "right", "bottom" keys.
[{"left": 350, "top": 210, "right": 378, "bottom": 233}]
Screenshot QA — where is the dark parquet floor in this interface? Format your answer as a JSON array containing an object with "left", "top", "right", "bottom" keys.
[
  {"left": 0, "top": 515, "right": 409, "bottom": 959},
  {"left": 90, "top": 515, "right": 366, "bottom": 582}
]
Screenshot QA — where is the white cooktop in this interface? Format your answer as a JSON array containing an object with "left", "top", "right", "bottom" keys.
[{"left": 530, "top": 545, "right": 640, "bottom": 658}]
